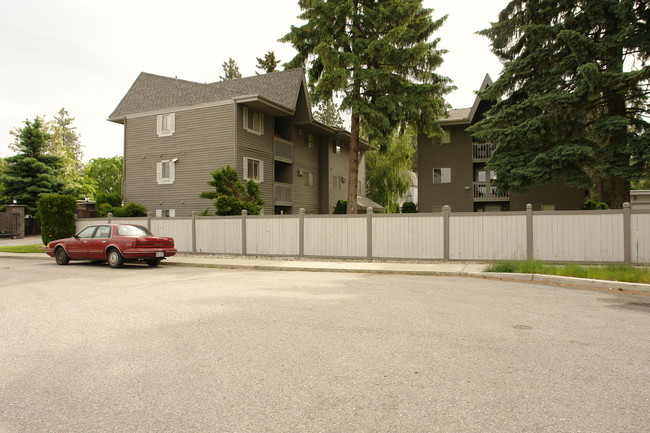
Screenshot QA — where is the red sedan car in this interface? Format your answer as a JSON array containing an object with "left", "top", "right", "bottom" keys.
[{"left": 46, "top": 224, "right": 177, "bottom": 268}]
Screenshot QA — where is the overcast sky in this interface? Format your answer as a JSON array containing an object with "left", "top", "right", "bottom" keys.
[{"left": 0, "top": 0, "right": 510, "bottom": 162}]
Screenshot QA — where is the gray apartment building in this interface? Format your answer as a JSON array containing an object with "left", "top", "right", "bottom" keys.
[
  {"left": 108, "top": 69, "right": 370, "bottom": 216},
  {"left": 418, "top": 75, "right": 585, "bottom": 212}
]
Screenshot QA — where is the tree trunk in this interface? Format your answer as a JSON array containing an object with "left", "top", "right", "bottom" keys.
[{"left": 347, "top": 112, "right": 360, "bottom": 214}]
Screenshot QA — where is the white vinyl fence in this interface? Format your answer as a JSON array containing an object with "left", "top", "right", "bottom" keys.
[{"left": 77, "top": 204, "right": 650, "bottom": 264}]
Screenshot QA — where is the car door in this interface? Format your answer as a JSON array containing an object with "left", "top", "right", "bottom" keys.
[
  {"left": 66, "top": 225, "right": 97, "bottom": 259},
  {"left": 86, "top": 225, "right": 112, "bottom": 260}
]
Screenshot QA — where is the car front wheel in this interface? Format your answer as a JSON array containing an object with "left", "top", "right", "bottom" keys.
[
  {"left": 55, "top": 248, "right": 70, "bottom": 265},
  {"left": 107, "top": 249, "right": 124, "bottom": 268}
]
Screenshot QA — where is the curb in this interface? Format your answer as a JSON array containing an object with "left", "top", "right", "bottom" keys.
[{"left": 3, "top": 252, "right": 649, "bottom": 294}]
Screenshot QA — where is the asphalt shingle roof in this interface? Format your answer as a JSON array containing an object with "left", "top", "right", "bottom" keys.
[{"left": 108, "top": 68, "right": 305, "bottom": 120}]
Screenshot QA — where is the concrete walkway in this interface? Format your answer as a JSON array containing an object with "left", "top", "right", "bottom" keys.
[{"left": 1, "top": 236, "right": 649, "bottom": 294}]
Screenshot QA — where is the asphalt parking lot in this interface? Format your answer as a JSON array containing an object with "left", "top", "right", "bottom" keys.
[{"left": 1, "top": 256, "right": 649, "bottom": 432}]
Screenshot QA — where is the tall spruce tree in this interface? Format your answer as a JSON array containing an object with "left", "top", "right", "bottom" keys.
[
  {"left": 469, "top": 0, "right": 650, "bottom": 208},
  {"left": 1, "top": 117, "right": 64, "bottom": 215},
  {"left": 48, "top": 108, "right": 87, "bottom": 197},
  {"left": 282, "top": 0, "right": 452, "bottom": 213}
]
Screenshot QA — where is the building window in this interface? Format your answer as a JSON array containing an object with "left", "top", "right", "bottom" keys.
[
  {"left": 333, "top": 140, "right": 341, "bottom": 154},
  {"left": 441, "top": 129, "right": 451, "bottom": 144},
  {"left": 155, "top": 209, "right": 176, "bottom": 218},
  {"left": 157, "top": 113, "right": 175, "bottom": 137},
  {"left": 477, "top": 170, "right": 497, "bottom": 182},
  {"left": 243, "top": 107, "right": 264, "bottom": 135},
  {"left": 244, "top": 157, "right": 264, "bottom": 182},
  {"left": 306, "top": 171, "right": 314, "bottom": 187},
  {"left": 433, "top": 168, "right": 451, "bottom": 184},
  {"left": 156, "top": 159, "right": 176, "bottom": 184},
  {"left": 332, "top": 175, "right": 343, "bottom": 191}
]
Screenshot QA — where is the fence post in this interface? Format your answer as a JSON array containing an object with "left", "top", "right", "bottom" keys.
[
  {"left": 367, "top": 207, "right": 373, "bottom": 260},
  {"left": 241, "top": 209, "right": 247, "bottom": 256},
  {"left": 623, "top": 202, "right": 631, "bottom": 264},
  {"left": 443, "top": 205, "right": 450, "bottom": 260},
  {"left": 107, "top": 212, "right": 113, "bottom": 224},
  {"left": 147, "top": 211, "right": 152, "bottom": 230},
  {"left": 191, "top": 211, "right": 197, "bottom": 253},
  {"left": 299, "top": 208, "right": 305, "bottom": 257},
  {"left": 526, "top": 204, "right": 533, "bottom": 261}
]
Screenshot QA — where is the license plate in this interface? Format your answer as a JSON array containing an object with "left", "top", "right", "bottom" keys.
[{"left": 156, "top": 251, "right": 164, "bottom": 258}]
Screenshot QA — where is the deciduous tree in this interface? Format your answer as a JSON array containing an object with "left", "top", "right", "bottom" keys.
[
  {"left": 282, "top": 0, "right": 452, "bottom": 213},
  {"left": 83, "top": 156, "right": 123, "bottom": 198},
  {"left": 469, "top": 0, "right": 650, "bottom": 208}
]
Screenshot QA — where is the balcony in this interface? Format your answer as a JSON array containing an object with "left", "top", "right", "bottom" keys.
[
  {"left": 473, "top": 182, "right": 510, "bottom": 202},
  {"left": 275, "top": 182, "right": 293, "bottom": 206},
  {"left": 274, "top": 137, "right": 293, "bottom": 163},
  {"left": 473, "top": 143, "right": 496, "bottom": 162}
]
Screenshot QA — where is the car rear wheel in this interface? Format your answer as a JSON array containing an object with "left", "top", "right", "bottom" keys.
[
  {"left": 107, "top": 249, "right": 124, "bottom": 269},
  {"left": 146, "top": 259, "right": 161, "bottom": 267},
  {"left": 55, "top": 247, "right": 70, "bottom": 265}
]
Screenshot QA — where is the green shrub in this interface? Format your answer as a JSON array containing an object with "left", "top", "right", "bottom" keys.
[
  {"left": 37, "top": 194, "right": 77, "bottom": 244},
  {"left": 97, "top": 203, "right": 113, "bottom": 218},
  {"left": 333, "top": 199, "right": 347, "bottom": 214},
  {"left": 96, "top": 192, "right": 122, "bottom": 207},
  {"left": 401, "top": 201, "right": 417, "bottom": 213},
  {"left": 114, "top": 202, "right": 147, "bottom": 217},
  {"left": 583, "top": 199, "right": 609, "bottom": 210}
]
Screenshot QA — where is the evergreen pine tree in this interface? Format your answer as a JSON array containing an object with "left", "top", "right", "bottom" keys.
[
  {"left": 48, "top": 108, "right": 87, "bottom": 197},
  {"left": 469, "top": 0, "right": 650, "bottom": 208},
  {"left": 1, "top": 117, "right": 64, "bottom": 215},
  {"left": 313, "top": 99, "right": 344, "bottom": 128},
  {"left": 220, "top": 58, "right": 242, "bottom": 81},
  {"left": 256, "top": 51, "right": 280, "bottom": 74},
  {"left": 282, "top": 0, "right": 452, "bottom": 213}
]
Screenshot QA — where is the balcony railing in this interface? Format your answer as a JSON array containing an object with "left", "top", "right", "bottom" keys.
[
  {"left": 473, "top": 143, "right": 496, "bottom": 162},
  {"left": 275, "top": 182, "right": 293, "bottom": 206},
  {"left": 274, "top": 137, "right": 293, "bottom": 163},
  {"left": 473, "top": 182, "right": 510, "bottom": 202}
]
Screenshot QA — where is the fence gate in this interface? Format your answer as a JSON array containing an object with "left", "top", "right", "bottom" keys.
[{"left": 0, "top": 212, "right": 19, "bottom": 237}]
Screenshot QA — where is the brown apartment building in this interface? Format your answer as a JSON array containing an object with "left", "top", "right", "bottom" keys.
[
  {"left": 108, "top": 69, "right": 372, "bottom": 216},
  {"left": 418, "top": 75, "right": 585, "bottom": 212}
]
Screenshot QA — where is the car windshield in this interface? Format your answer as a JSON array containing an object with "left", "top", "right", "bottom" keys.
[{"left": 117, "top": 225, "right": 153, "bottom": 237}]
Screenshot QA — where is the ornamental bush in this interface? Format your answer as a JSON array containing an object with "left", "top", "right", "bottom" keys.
[
  {"left": 333, "top": 199, "right": 347, "bottom": 214},
  {"left": 583, "top": 199, "right": 609, "bottom": 210},
  {"left": 37, "top": 194, "right": 77, "bottom": 245},
  {"left": 401, "top": 201, "right": 418, "bottom": 213}
]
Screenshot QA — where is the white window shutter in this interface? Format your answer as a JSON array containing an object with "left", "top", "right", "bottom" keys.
[
  {"left": 441, "top": 168, "right": 451, "bottom": 183},
  {"left": 243, "top": 107, "right": 249, "bottom": 129},
  {"left": 156, "top": 161, "right": 162, "bottom": 183},
  {"left": 260, "top": 114, "right": 264, "bottom": 135},
  {"left": 169, "top": 209, "right": 176, "bottom": 218},
  {"left": 258, "top": 160, "right": 264, "bottom": 182},
  {"left": 169, "top": 113, "right": 176, "bottom": 135},
  {"left": 155, "top": 209, "right": 162, "bottom": 217},
  {"left": 156, "top": 115, "right": 163, "bottom": 136},
  {"left": 169, "top": 160, "right": 176, "bottom": 183},
  {"left": 243, "top": 157, "right": 248, "bottom": 179}
]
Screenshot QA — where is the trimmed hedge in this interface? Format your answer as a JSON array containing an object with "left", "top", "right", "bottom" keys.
[{"left": 37, "top": 194, "right": 77, "bottom": 245}]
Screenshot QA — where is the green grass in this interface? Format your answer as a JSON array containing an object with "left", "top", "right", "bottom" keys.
[
  {"left": 0, "top": 244, "right": 45, "bottom": 253},
  {"left": 485, "top": 260, "right": 650, "bottom": 284}
]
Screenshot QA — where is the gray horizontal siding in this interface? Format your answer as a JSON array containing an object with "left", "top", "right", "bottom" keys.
[{"left": 123, "top": 104, "right": 235, "bottom": 217}]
